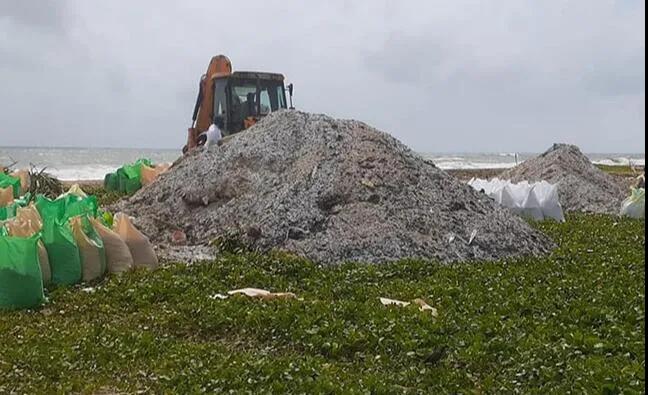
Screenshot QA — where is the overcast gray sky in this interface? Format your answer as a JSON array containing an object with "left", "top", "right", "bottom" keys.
[{"left": 0, "top": 0, "right": 645, "bottom": 153}]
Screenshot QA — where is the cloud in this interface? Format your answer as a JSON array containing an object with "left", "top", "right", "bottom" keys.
[
  {"left": 0, "top": 0, "right": 644, "bottom": 153},
  {"left": 0, "top": 0, "right": 70, "bottom": 33}
]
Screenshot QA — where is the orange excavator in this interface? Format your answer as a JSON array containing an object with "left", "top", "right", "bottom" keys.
[{"left": 183, "top": 55, "right": 294, "bottom": 153}]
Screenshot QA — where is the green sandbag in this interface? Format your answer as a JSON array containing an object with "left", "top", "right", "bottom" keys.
[
  {"left": 0, "top": 203, "right": 18, "bottom": 221},
  {"left": 124, "top": 158, "right": 153, "bottom": 179},
  {"left": 35, "top": 195, "right": 66, "bottom": 222},
  {"left": 0, "top": 234, "right": 45, "bottom": 309},
  {"left": 117, "top": 168, "right": 141, "bottom": 195},
  {"left": 125, "top": 158, "right": 152, "bottom": 185},
  {"left": 104, "top": 173, "right": 119, "bottom": 192},
  {"left": 35, "top": 195, "right": 98, "bottom": 222},
  {"left": 63, "top": 195, "right": 98, "bottom": 219},
  {"left": 14, "top": 192, "right": 32, "bottom": 207},
  {"left": 0, "top": 173, "right": 21, "bottom": 198},
  {"left": 122, "top": 164, "right": 140, "bottom": 180},
  {"left": 41, "top": 218, "right": 82, "bottom": 286}
]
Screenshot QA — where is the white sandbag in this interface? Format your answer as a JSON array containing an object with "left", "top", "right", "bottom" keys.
[
  {"left": 70, "top": 216, "right": 105, "bottom": 282},
  {"left": 113, "top": 213, "right": 159, "bottom": 270},
  {"left": 493, "top": 185, "right": 515, "bottom": 208},
  {"left": 90, "top": 217, "right": 133, "bottom": 274},
  {"left": 469, "top": 178, "right": 564, "bottom": 222},
  {"left": 620, "top": 188, "right": 645, "bottom": 219},
  {"left": 520, "top": 186, "right": 544, "bottom": 221},
  {"left": 534, "top": 181, "right": 565, "bottom": 222}
]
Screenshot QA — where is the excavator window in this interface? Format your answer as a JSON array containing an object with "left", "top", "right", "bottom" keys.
[
  {"left": 214, "top": 79, "right": 227, "bottom": 117},
  {"left": 213, "top": 77, "right": 287, "bottom": 134},
  {"left": 276, "top": 86, "right": 286, "bottom": 109}
]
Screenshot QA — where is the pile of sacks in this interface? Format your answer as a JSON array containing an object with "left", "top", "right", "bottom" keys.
[
  {"left": 0, "top": 185, "right": 158, "bottom": 310},
  {"left": 103, "top": 158, "right": 170, "bottom": 195},
  {"left": 468, "top": 178, "right": 565, "bottom": 222}
]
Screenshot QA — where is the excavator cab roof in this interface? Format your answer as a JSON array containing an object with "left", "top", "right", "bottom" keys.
[{"left": 214, "top": 71, "right": 285, "bottom": 81}]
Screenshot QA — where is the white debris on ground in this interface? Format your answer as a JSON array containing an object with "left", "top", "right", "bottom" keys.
[
  {"left": 116, "top": 110, "right": 554, "bottom": 264},
  {"left": 620, "top": 188, "right": 645, "bottom": 219},
  {"left": 468, "top": 178, "right": 565, "bottom": 222}
]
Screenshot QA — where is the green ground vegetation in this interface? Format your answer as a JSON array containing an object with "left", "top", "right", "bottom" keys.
[
  {"left": 0, "top": 213, "right": 644, "bottom": 393},
  {"left": 595, "top": 164, "right": 644, "bottom": 178}
]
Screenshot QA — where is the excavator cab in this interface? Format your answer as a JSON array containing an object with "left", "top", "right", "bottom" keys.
[
  {"left": 184, "top": 55, "right": 294, "bottom": 154},
  {"left": 214, "top": 71, "right": 288, "bottom": 135}
]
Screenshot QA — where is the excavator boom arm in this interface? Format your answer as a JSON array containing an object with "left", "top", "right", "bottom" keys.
[{"left": 184, "top": 55, "right": 232, "bottom": 152}]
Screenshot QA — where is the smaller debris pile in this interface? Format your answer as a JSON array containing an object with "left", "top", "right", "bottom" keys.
[
  {"left": 468, "top": 179, "right": 564, "bottom": 222},
  {"left": 500, "top": 144, "right": 627, "bottom": 214}
]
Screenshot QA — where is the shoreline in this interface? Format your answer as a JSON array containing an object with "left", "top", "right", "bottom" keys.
[{"left": 65, "top": 165, "right": 644, "bottom": 187}]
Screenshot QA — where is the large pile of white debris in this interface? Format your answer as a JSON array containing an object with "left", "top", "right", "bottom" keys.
[{"left": 116, "top": 111, "right": 554, "bottom": 264}]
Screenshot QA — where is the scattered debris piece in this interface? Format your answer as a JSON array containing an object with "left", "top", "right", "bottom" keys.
[
  {"left": 379, "top": 297, "right": 438, "bottom": 316},
  {"left": 228, "top": 288, "right": 298, "bottom": 300}
]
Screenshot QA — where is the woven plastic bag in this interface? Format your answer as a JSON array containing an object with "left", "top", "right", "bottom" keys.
[
  {"left": 4, "top": 217, "right": 51, "bottom": 285},
  {"left": 0, "top": 186, "right": 13, "bottom": 207},
  {"left": 0, "top": 173, "right": 20, "bottom": 198},
  {"left": 0, "top": 202, "right": 18, "bottom": 221},
  {"left": 36, "top": 195, "right": 67, "bottom": 223},
  {"left": 63, "top": 195, "right": 98, "bottom": 220},
  {"left": 70, "top": 216, "right": 106, "bottom": 282},
  {"left": 620, "top": 188, "right": 645, "bottom": 219},
  {"left": 90, "top": 217, "right": 133, "bottom": 274},
  {"left": 117, "top": 168, "right": 141, "bottom": 195},
  {"left": 104, "top": 172, "right": 119, "bottom": 192},
  {"left": 10, "top": 169, "right": 30, "bottom": 193},
  {"left": 41, "top": 217, "right": 82, "bottom": 286},
  {"left": 0, "top": 234, "right": 45, "bottom": 309},
  {"left": 16, "top": 204, "right": 43, "bottom": 230},
  {"left": 113, "top": 213, "right": 158, "bottom": 269},
  {"left": 140, "top": 165, "right": 164, "bottom": 187}
]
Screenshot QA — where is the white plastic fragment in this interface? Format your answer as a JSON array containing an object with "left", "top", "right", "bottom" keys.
[
  {"left": 379, "top": 297, "right": 410, "bottom": 307},
  {"left": 379, "top": 297, "right": 438, "bottom": 317},
  {"left": 468, "top": 229, "right": 477, "bottom": 245},
  {"left": 228, "top": 288, "right": 297, "bottom": 300}
]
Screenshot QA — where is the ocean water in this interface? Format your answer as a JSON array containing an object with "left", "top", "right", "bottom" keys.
[
  {"left": 0, "top": 147, "right": 179, "bottom": 181},
  {"left": 0, "top": 147, "right": 644, "bottom": 181},
  {"left": 425, "top": 152, "right": 645, "bottom": 170}
]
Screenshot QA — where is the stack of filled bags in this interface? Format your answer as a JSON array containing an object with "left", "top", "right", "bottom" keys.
[
  {"left": 468, "top": 178, "right": 565, "bottom": 222},
  {"left": 0, "top": 184, "right": 158, "bottom": 310},
  {"left": 103, "top": 158, "right": 170, "bottom": 195}
]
